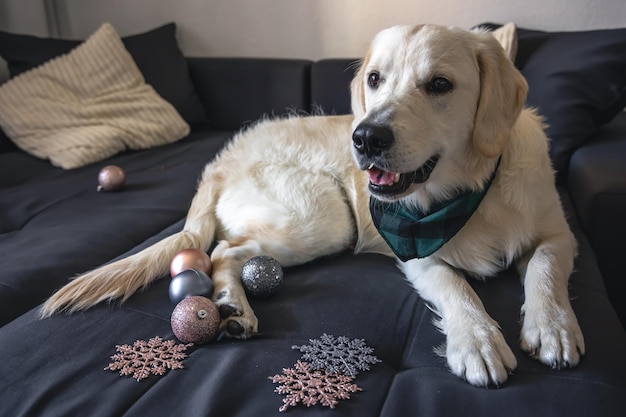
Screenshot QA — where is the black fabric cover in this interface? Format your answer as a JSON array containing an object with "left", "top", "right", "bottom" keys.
[
  {"left": 188, "top": 58, "right": 312, "bottom": 131},
  {"left": 479, "top": 23, "right": 626, "bottom": 184},
  {"left": 568, "top": 112, "right": 626, "bottom": 327},
  {"left": 0, "top": 179, "right": 624, "bottom": 416},
  {"left": 519, "top": 27, "right": 626, "bottom": 184},
  {"left": 311, "top": 59, "right": 360, "bottom": 115},
  {"left": 0, "top": 129, "right": 232, "bottom": 324},
  {"left": 0, "top": 23, "right": 209, "bottom": 128},
  {"left": 0, "top": 128, "right": 17, "bottom": 153}
]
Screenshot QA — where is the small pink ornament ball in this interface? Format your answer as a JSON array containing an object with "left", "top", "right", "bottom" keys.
[
  {"left": 97, "top": 165, "right": 126, "bottom": 192},
  {"left": 171, "top": 296, "right": 220, "bottom": 344},
  {"left": 170, "top": 248, "right": 212, "bottom": 277}
]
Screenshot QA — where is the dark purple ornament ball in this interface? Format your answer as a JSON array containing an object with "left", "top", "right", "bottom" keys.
[
  {"left": 169, "top": 269, "right": 213, "bottom": 304},
  {"left": 171, "top": 296, "right": 220, "bottom": 344},
  {"left": 241, "top": 255, "right": 283, "bottom": 298}
]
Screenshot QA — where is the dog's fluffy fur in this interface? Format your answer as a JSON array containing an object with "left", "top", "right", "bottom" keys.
[{"left": 41, "top": 24, "right": 584, "bottom": 386}]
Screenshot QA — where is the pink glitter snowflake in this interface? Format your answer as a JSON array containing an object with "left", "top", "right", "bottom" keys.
[
  {"left": 269, "top": 360, "right": 362, "bottom": 412},
  {"left": 104, "top": 336, "right": 192, "bottom": 381}
]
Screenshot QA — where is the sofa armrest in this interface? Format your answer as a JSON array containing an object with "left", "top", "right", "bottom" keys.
[
  {"left": 187, "top": 58, "right": 312, "bottom": 131},
  {"left": 569, "top": 113, "right": 626, "bottom": 226},
  {"left": 568, "top": 111, "right": 626, "bottom": 325}
]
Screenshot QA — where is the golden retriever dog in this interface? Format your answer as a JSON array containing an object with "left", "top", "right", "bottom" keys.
[{"left": 41, "top": 24, "right": 584, "bottom": 386}]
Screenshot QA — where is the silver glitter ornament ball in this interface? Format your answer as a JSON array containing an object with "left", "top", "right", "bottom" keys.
[{"left": 241, "top": 256, "right": 283, "bottom": 298}]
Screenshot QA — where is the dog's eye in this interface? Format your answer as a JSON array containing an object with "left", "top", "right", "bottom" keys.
[
  {"left": 367, "top": 72, "right": 382, "bottom": 89},
  {"left": 427, "top": 77, "right": 453, "bottom": 94}
]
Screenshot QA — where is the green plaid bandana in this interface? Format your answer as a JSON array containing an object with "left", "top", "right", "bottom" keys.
[{"left": 370, "top": 163, "right": 499, "bottom": 262}]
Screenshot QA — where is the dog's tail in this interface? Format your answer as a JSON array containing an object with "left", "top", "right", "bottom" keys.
[{"left": 39, "top": 165, "right": 220, "bottom": 318}]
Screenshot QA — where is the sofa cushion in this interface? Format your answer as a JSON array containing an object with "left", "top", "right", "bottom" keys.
[
  {"left": 0, "top": 23, "right": 209, "bottom": 128},
  {"left": 0, "top": 191, "right": 625, "bottom": 416},
  {"left": 0, "top": 126, "right": 232, "bottom": 324},
  {"left": 479, "top": 23, "right": 626, "bottom": 184},
  {"left": 0, "top": 23, "right": 190, "bottom": 169},
  {"left": 521, "top": 28, "right": 626, "bottom": 184},
  {"left": 188, "top": 58, "right": 312, "bottom": 131}
]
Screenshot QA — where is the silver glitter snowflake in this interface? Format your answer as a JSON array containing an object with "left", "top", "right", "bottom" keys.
[
  {"left": 269, "top": 360, "right": 362, "bottom": 412},
  {"left": 104, "top": 336, "right": 192, "bottom": 381},
  {"left": 292, "top": 333, "right": 381, "bottom": 378}
]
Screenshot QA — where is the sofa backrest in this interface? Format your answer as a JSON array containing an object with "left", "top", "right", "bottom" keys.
[
  {"left": 187, "top": 58, "right": 312, "bottom": 131},
  {"left": 310, "top": 59, "right": 359, "bottom": 116},
  {"left": 187, "top": 57, "right": 362, "bottom": 131}
]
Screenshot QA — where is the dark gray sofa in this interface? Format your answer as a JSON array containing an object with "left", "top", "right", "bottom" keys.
[{"left": 0, "top": 23, "right": 625, "bottom": 416}]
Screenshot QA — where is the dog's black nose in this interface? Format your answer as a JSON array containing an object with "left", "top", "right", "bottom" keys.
[{"left": 352, "top": 123, "right": 394, "bottom": 157}]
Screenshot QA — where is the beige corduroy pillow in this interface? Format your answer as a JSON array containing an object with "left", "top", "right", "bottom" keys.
[
  {"left": 0, "top": 23, "right": 190, "bottom": 169},
  {"left": 491, "top": 22, "right": 518, "bottom": 62}
]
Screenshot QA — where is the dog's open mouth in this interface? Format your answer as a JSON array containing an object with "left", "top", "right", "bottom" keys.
[{"left": 367, "top": 155, "right": 439, "bottom": 197}]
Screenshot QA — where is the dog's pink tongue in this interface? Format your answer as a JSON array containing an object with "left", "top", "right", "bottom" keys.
[{"left": 368, "top": 168, "right": 397, "bottom": 186}]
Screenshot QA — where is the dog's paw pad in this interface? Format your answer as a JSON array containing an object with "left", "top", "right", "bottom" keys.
[
  {"left": 212, "top": 285, "right": 258, "bottom": 339},
  {"left": 220, "top": 317, "right": 257, "bottom": 339},
  {"left": 218, "top": 303, "right": 241, "bottom": 319},
  {"left": 225, "top": 320, "right": 244, "bottom": 335}
]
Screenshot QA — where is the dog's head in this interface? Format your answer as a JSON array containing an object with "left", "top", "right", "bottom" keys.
[{"left": 350, "top": 25, "right": 527, "bottom": 207}]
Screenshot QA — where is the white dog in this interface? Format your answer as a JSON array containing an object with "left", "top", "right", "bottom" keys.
[{"left": 41, "top": 24, "right": 584, "bottom": 387}]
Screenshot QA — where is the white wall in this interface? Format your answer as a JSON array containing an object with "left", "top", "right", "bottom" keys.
[
  {"left": 2, "top": 0, "right": 626, "bottom": 60},
  {"left": 0, "top": 0, "right": 49, "bottom": 35}
]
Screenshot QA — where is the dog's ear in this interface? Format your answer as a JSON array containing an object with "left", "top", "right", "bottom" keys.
[
  {"left": 350, "top": 49, "right": 371, "bottom": 123},
  {"left": 472, "top": 35, "right": 528, "bottom": 158}
]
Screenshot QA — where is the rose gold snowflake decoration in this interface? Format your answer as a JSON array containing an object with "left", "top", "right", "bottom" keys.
[
  {"left": 269, "top": 360, "right": 362, "bottom": 412},
  {"left": 105, "top": 336, "right": 193, "bottom": 381}
]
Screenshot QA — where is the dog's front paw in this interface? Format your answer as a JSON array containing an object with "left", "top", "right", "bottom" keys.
[
  {"left": 521, "top": 303, "right": 585, "bottom": 368},
  {"left": 214, "top": 289, "right": 258, "bottom": 339},
  {"left": 445, "top": 321, "right": 517, "bottom": 387}
]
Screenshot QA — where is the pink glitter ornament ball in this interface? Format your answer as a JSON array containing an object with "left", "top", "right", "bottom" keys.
[
  {"left": 171, "top": 296, "right": 220, "bottom": 344},
  {"left": 97, "top": 165, "right": 126, "bottom": 192},
  {"left": 170, "top": 248, "right": 212, "bottom": 277}
]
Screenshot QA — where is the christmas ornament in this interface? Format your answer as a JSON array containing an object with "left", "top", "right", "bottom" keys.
[
  {"left": 269, "top": 361, "right": 362, "bottom": 412},
  {"left": 292, "top": 334, "right": 381, "bottom": 377},
  {"left": 104, "top": 336, "right": 192, "bottom": 381},
  {"left": 171, "top": 296, "right": 220, "bottom": 344},
  {"left": 170, "top": 248, "right": 212, "bottom": 277},
  {"left": 270, "top": 333, "right": 380, "bottom": 411},
  {"left": 169, "top": 269, "right": 213, "bottom": 304},
  {"left": 241, "top": 255, "right": 283, "bottom": 298},
  {"left": 97, "top": 165, "right": 126, "bottom": 191}
]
